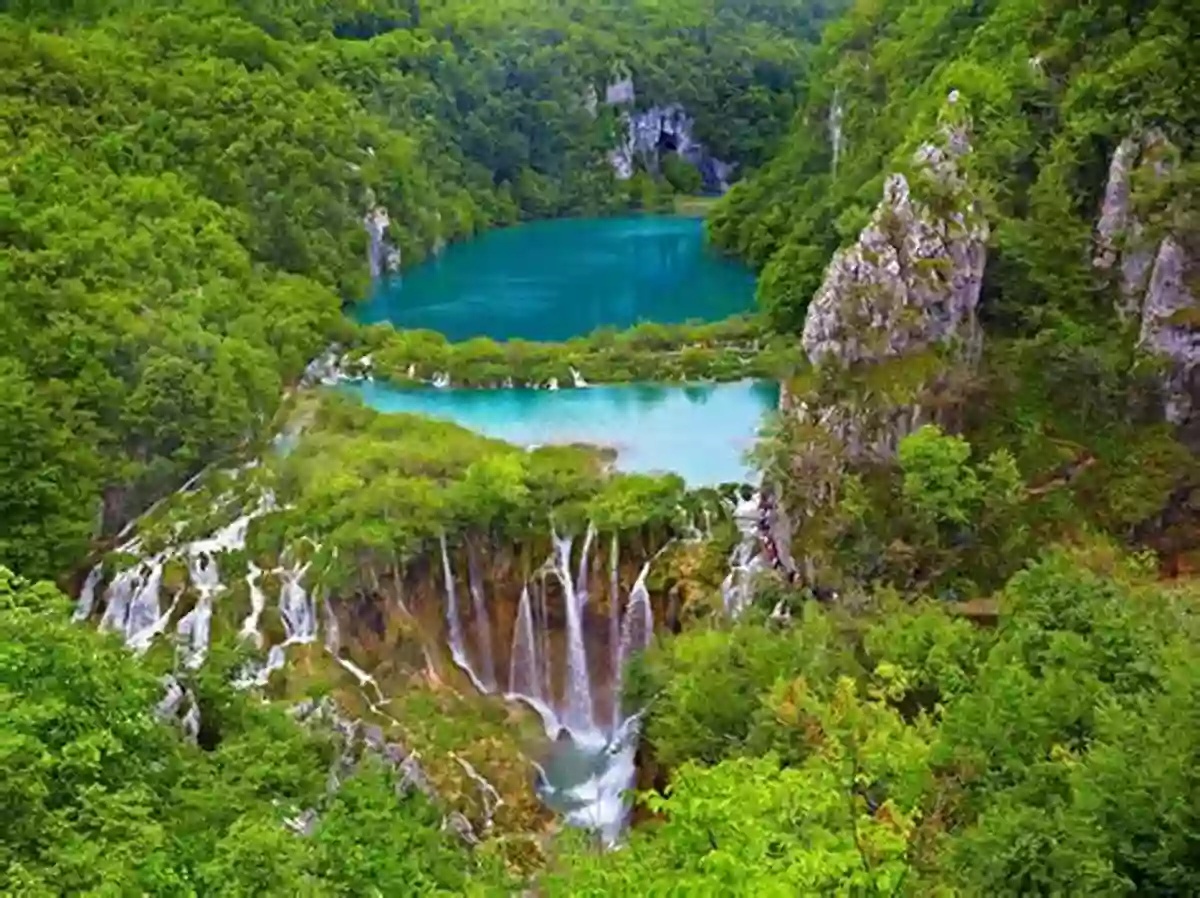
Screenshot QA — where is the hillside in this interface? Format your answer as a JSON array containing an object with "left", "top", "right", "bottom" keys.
[{"left": 2, "top": 0, "right": 1199, "bottom": 895}]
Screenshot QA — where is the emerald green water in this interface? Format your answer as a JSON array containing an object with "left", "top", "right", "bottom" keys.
[{"left": 354, "top": 216, "right": 756, "bottom": 341}]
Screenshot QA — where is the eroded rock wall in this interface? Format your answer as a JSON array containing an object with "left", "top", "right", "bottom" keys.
[
  {"left": 604, "top": 71, "right": 735, "bottom": 193},
  {"left": 792, "top": 94, "right": 987, "bottom": 463},
  {"left": 1093, "top": 131, "right": 1199, "bottom": 435}
]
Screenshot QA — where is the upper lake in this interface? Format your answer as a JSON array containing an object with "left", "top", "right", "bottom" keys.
[{"left": 353, "top": 216, "right": 757, "bottom": 342}]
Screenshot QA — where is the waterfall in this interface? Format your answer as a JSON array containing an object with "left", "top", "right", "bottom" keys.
[
  {"left": 508, "top": 584, "right": 542, "bottom": 702},
  {"left": 613, "top": 562, "right": 653, "bottom": 724},
  {"left": 576, "top": 522, "right": 595, "bottom": 605},
  {"left": 466, "top": 543, "right": 497, "bottom": 691},
  {"left": 536, "top": 573, "right": 551, "bottom": 703},
  {"left": 74, "top": 565, "right": 104, "bottom": 622},
  {"left": 98, "top": 562, "right": 140, "bottom": 635},
  {"left": 608, "top": 532, "right": 621, "bottom": 724},
  {"left": 570, "top": 367, "right": 589, "bottom": 388},
  {"left": 127, "top": 559, "right": 165, "bottom": 643},
  {"left": 323, "top": 595, "right": 341, "bottom": 654},
  {"left": 179, "top": 551, "right": 220, "bottom": 669},
  {"left": 128, "top": 567, "right": 179, "bottom": 654},
  {"left": 829, "top": 87, "right": 844, "bottom": 176},
  {"left": 440, "top": 534, "right": 488, "bottom": 693},
  {"left": 722, "top": 494, "right": 763, "bottom": 617},
  {"left": 551, "top": 532, "right": 595, "bottom": 734},
  {"left": 240, "top": 563, "right": 266, "bottom": 647},
  {"left": 280, "top": 563, "right": 317, "bottom": 643}
]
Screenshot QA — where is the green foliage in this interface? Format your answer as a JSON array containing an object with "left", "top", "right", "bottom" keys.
[
  {"left": 266, "top": 395, "right": 707, "bottom": 590},
  {"left": 0, "top": 0, "right": 841, "bottom": 579},
  {"left": 551, "top": 544, "right": 1200, "bottom": 895},
  {"left": 709, "top": 0, "right": 1199, "bottom": 334},
  {"left": 356, "top": 314, "right": 803, "bottom": 388},
  {"left": 0, "top": 566, "right": 505, "bottom": 894}
]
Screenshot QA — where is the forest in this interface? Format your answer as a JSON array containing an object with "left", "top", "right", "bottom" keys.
[{"left": 3, "top": 0, "right": 1200, "bottom": 895}]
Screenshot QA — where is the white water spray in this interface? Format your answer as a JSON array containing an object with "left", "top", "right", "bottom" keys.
[
  {"left": 439, "top": 534, "right": 489, "bottom": 693},
  {"left": 829, "top": 87, "right": 844, "bottom": 176},
  {"left": 508, "top": 584, "right": 542, "bottom": 703},
  {"left": 466, "top": 543, "right": 497, "bottom": 691},
  {"left": 551, "top": 532, "right": 594, "bottom": 734}
]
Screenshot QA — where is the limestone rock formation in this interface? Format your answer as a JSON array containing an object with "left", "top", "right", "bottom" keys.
[
  {"left": 770, "top": 95, "right": 989, "bottom": 592},
  {"left": 363, "top": 205, "right": 401, "bottom": 279},
  {"left": 1094, "top": 131, "right": 1172, "bottom": 318},
  {"left": 791, "top": 95, "right": 988, "bottom": 461},
  {"left": 1093, "top": 131, "right": 1199, "bottom": 433},
  {"left": 1140, "top": 236, "right": 1200, "bottom": 430},
  {"left": 802, "top": 125, "right": 987, "bottom": 371},
  {"left": 603, "top": 69, "right": 735, "bottom": 193}
]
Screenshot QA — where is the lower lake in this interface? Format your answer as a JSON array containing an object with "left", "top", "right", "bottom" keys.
[{"left": 345, "top": 379, "right": 779, "bottom": 486}]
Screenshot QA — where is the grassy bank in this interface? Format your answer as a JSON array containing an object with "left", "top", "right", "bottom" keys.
[{"left": 347, "top": 315, "right": 803, "bottom": 388}]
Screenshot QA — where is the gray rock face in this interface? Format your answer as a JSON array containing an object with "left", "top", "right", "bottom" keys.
[
  {"left": 802, "top": 124, "right": 988, "bottom": 371},
  {"left": 609, "top": 103, "right": 696, "bottom": 179},
  {"left": 775, "top": 96, "right": 989, "bottom": 588},
  {"left": 605, "top": 74, "right": 635, "bottom": 107},
  {"left": 603, "top": 73, "right": 735, "bottom": 193},
  {"left": 1094, "top": 132, "right": 1169, "bottom": 318},
  {"left": 363, "top": 206, "right": 400, "bottom": 279},
  {"left": 1094, "top": 132, "right": 1199, "bottom": 432},
  {"left": 1141, "top": 236, "right": 1200, "bottom": 427}
]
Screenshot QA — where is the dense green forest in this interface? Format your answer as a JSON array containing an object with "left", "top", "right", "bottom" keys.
[
  {"left": 3, "top": 0, "right": 1200, "bottom": 895},
  {"left": 0, "top": 0, "right": 833, "bottom": 581}
]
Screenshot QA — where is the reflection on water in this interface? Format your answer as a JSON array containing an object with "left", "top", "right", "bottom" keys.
[
  {"left": 345, "top": 379, "right": 778, "bottom": 486},
  {"left": 353, "top": 216, "right": 757, "bottom": 342}
]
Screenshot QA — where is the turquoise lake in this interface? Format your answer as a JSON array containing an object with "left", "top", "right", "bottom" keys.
[
  {"left": 346, "top": 380, "right": 778, "bottom": 486},
  {"left": 353, "top": 215, "right": 757, "bottom": 342}
]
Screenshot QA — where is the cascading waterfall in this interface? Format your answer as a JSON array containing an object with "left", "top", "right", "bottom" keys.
[
  {"left": 829, "top": 87, "right": 844, "bottom": 176},
  {"left": 536, "top": 573, "right": 551, "bottom": 700},
  {"left": 240, "top": 563, "right": 266, "bottom": 647},
  {"left": 179, "top": 552, "right": 219, "bottom": 669},
  {"left": 721, "top": 494, "right": 763, "bottom": 617},
  {"left": 507, "top": 584, "right": 542, "bottom": 703},
  {"left": 74, "top": 565, "right": 104, "bottom": 622},
  {"left": 485, "top": 526, "right": 658, "bottom": 845},
  {"left": 613, "top": 562, "right": 653, "bottom": 726},
  {"left": 439, "top": 533, "right": 489, "bottom": 693},
  {"left": 576, "top": 523, "right": 595, "bottom": 605},
  {"left": 466, "top": 543, "right": 497, "bottom": 691},
  {"left": 279, "top": 563, "right": 317, "bottom": 644},
  {"left": 126, "top": 559, "right": 167, "bottom": 649},
  {"left": 550, "top": 531, "right": 594, "bottom": 735}
]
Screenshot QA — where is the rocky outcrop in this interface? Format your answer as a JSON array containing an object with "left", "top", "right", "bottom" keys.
[
  {"left": 802, "top": 121, "right": 986, "bottom": 371},
  {"left": 1094, "top": 131, "right": 1200, "bottom": 434},
  {"left": 772, "top": 93, "right": 988, "bottom": 587},
  {"left": 1094, "top": 131, "right": 1171, "bottom": 318},
  {"left": 1140, "top": 236, "right": 1200, "bottom": 429},
  {"left": 792, "top": 94, "right": 987, "bottom": 461},
  {"left": 363, "top": 206, "right": 400, "bottom": 279},
  {"left": 603, "top": 70, "right": 735, "bottom": 193},
  {"left": 604, "top": 65, "right": 635, "bottom": 106}
]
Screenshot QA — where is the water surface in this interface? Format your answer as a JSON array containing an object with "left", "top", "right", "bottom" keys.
[
  {"left": 346, "top": 380, "right": 778, "bottom": 486},
  {"left": 354, "top": 216, "right": 756, "bottom": 341}
]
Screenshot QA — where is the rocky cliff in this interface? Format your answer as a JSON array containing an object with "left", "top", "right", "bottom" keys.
[
  {"left": 789, "top": 94, "right": 987, "bottom": 461},
  {"left": 1094, "top": 131, "right": 1199, "bottom": 436},
  {"left": 363, "top": 204, "right": 401, "bottom": 279},
  {"left": 604, "top": 71, "right": 735, "bottom": 193}
]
